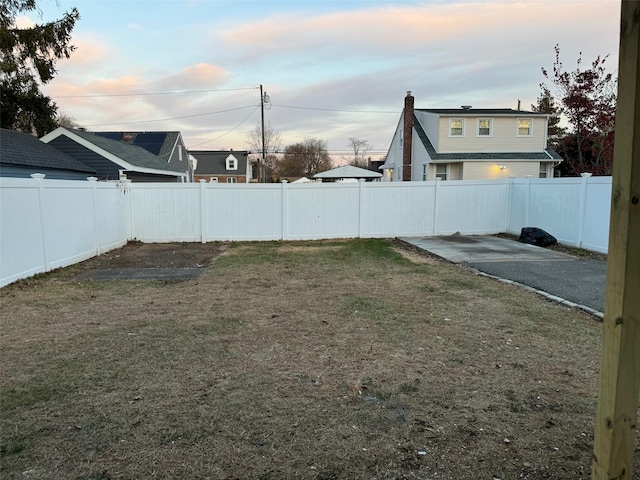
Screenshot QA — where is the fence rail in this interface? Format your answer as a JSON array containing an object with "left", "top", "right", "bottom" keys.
[{"left": 0, "top": 175, "right": 611, "bottom": 288}]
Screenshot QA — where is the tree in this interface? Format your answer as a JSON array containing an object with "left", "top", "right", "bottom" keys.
[
  {"left": 276, "top": 137, "right": 332, "bottom": 178},
  {"left": 347, "top": 137, "right": 371, "bottom": 168},
  {"left": 246, "top": 122, "right": 282, "bottom": 181},
  {"left": 531, "top": 86, "right": 565, "bottom": 149},
  {"left": 1, "top": 1, "right": 79, "bottom": 136},
  {"left": 541, "top": 44, "right": 617, "bottom": 175},
  {"left": 56, "top": 112, "right": 79, "bottom": 129}
]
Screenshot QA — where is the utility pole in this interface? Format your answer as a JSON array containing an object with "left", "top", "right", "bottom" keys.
[{"left": 260, "top": 85, "right": 268, "bottom": 183}]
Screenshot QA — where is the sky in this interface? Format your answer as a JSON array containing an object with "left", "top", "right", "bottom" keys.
[{"left": 24, "top": 0, "right": 622, "bottom": 162}]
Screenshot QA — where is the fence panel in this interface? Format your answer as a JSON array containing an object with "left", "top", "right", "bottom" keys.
[
  {"left": 436, "top": 180, "right": 510, "bottom": 235},
  {"left": 360, "top": 182, "right": 437, "bottom": 237},
  {"left": 41, "top": 180, "right": 97, "bottom": 269},
  {"left": 0, "top": 177, "right": 128, "bottom": 288},
  {"left": 129, "top": 183, "right": 201, "bottom": 242},
  {"left": 581, "top": 177, "right": 611, "bottom": 253},
  {"left": 205, "top": 184, "right": 283, "bottom": 241},
  {"left": 285, "top": 183, "right": 360, "bottom": 240},
  {"left": 507, "top": 176, "right": 611, "bottom": 252},
  {"left": 95, "top": 182, "right": 130, "bottom": 252},
  {"left": 0, "top": 178, "right": 46, "bottom": 286}
]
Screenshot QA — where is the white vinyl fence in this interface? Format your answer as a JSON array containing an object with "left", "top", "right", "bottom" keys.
[
  {"left": 0, "top": 176, "right": 128, "bottom": 287},
  {"left": 0, "top": 174, "right": 611, "bottom": 288},
  {"left": 507, "top": 174, "right": 611, "bottom": 253},
  {"left": 128, "top": 179, "right": 512, "bottom": 242}
]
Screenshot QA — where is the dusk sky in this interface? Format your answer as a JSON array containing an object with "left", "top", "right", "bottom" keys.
[{"left": 27, "top": 0, "right": 622, "bottom": 161}]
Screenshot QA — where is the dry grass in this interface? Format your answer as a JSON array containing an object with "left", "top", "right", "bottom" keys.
[{"left": 0, "top": 239, "right": 634, "bottom": 479}]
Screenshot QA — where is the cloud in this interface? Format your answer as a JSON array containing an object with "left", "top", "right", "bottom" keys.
[
  {"left": 64, "top": 35, "right": 112, "bottom": 68},
  {"left": 15, "top": 15, "right": 35, "bottom": 28},
  {"left": 222, "top": 2, "right": 615, "bottom": 55},
  {"left": 154, "top": 63, "right": 231, "bottom": 90},
  {"left": 42, "top": 0, "right": 620, "bottom": 155}
]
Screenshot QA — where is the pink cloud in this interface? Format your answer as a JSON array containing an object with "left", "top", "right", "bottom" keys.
[
  {"left": 154, "top": 63, "right": 230, "bottom": 90},
  {"left": 222, "top": 2, "right": 617, "bottom": 56}
]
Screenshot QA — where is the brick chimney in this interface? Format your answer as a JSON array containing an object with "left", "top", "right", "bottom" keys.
[{"left": 402, "top": 91, "right": 414, "bottom": 181}]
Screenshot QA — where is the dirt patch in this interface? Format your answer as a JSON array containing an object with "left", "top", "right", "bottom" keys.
[
  {"left": 0, "top": 239, "right": 632, "bottom": 480},
  {"left": 78, "top": 241, "right": 228, "bottom": 270}
]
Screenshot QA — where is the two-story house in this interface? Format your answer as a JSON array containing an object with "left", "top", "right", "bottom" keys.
[
  {"left": 190, "top": 150, "right": 251, "bottom": 183},
  {"left": 380, "top": 92, "right": 563, "bottom": 181}
]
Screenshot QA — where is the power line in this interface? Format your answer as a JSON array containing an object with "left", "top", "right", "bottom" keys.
[
  {"left": 83, "top": 105, "right": 257, "bottom": 127},
  {"left": 272, "top": 104, "right": 399, "bottom": 114},
  {"left": 53, "top": 86, "right": 257, "bottom": 99},
  {"left": 188, "top": 106, "right": 260, "bottom": 148}
]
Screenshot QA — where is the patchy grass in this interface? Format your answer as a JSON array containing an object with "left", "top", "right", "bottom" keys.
[{"left": 0, "top": 239, "right": 632, "bottom": 479}]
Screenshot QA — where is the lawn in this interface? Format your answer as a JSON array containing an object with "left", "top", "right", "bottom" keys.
[{"left": 0, "top": 239, "right": 633, "bottom": 479}]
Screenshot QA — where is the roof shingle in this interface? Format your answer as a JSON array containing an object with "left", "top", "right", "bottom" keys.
[{"left": 0, "top": 128, "right": 96, "bottom": 173}]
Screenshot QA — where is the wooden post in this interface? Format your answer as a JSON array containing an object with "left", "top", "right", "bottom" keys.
[{"left": 592, "top": 1, "right": 640, "bottom": 479}]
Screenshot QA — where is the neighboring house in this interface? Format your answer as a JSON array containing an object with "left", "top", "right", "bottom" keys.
[
  {"left": 40, "top": 128, "right": 189, "bottom": 182},
  {"left": 93, "top": 131, "right": 194, "bottom": 181},
  {"left": 190, "top": 150, "right": 251, "bottom": 183},
  {"left": 380, "top": 92, "right": 563, "bottom": 181},
  {"left": 313, "top": 165, "right": 382, "bottom": 182},
  {"left": 0, "top": 128, "right": 96, "bottom": 180}
]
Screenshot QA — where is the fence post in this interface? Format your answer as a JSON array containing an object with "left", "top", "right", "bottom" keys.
[
  {"left": 524, "top": 175, "right": 533, "bottom": 227},
  {"left": 87, "top": 177, "right": 100, "bottom": 254},
  {"left": 432, "top": 178, "right": 441, "bottom": 235},
  {"left": 199, "top": 180, "right": 207, "bottom": 243},
  {"left": 505, "top": 176, "right": 516, "bottom": 234},
  {"left": 358, "top": 179, "right": 365, "bottom": 238},
  {"left": 577, "top": 172, "right": 592, "bottom": 248},
  {"left": 282, "top": 180, "right": 288, "bottom": 240},
  {"left": 30, "top": 173, "right": 49, "bottom": 272}
]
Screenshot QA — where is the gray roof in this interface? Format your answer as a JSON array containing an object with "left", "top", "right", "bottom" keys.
[
  {"left": 0, "top": 128, "right": 95, "bottom": 173},
  {"left": 190, "top": 150, "right": 249, "bottom": 175},
  {"left": 413, "top": 113, "right": 561, "bottom": 162},
  {"left": 92, "top": 131, "right": 181, "bottom": 160},
  {"left": 68, "top": 129, "right": 186, "bottom": 173},
  {"left": 418, "top": 108, "right": 545, "bottom": 116},
  {"left": 313, "top": 165, "right": 382, "bottom": 178}
]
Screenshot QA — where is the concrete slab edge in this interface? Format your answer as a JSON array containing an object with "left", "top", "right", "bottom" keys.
[
  {"left": 395, "top": 238, "right": 603, "bottom": 319},
  {"left": 473, "top": 270, "right": 604, "bottom": 320},
  {"left": 395, "top": 238, "right": 451, "bottom": 263}
]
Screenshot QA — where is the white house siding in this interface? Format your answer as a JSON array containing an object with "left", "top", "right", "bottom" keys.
[
  {"left": 437, "top": 116, "right": 547, "bottom": 153},
  {"left": 411, "top": 134, "right": 430, "bottom": 181},
  {"left": 382, "top": 123, "right": 403, "bottom": 181},
  {"left": 462, "top": 161, "right": 540, "bottom": 180}
]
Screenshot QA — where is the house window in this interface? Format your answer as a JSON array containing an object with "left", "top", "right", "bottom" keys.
[
  {"left": 539, "top": 163, "right": 548, "bottom": 178},
  {"left": 477, "top": 119, "right": 492, "bottom": 136},
  {"left": 435, "top": 164, "right": 448, "bottom": 180},
  {"left": 226, "top": 155, "right": 238, "bottom": 170},
  {"left": 449, "top": 119, "right": 464, "bottom": 137},
  {"left": 227, "top": 177, "right": 237, "bottom": 183},
  {"left": 209, "top": 177, "right": 218, "bottom": 183},
  {"left": 518, "top": 118, "right": 532, "bottom": 136}
]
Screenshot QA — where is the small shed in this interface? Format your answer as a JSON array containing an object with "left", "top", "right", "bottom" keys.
[{"left": 313, "top": 165, "right": 382, "bottom": 182}]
